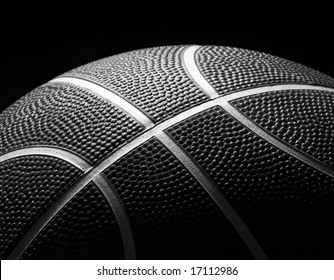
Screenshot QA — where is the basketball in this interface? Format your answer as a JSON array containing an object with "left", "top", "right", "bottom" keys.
[{"left": 1, "top": 45, "right": 334, "bottom": 260}]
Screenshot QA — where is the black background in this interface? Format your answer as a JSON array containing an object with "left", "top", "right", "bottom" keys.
[{"left": 1, "top": 23, "right": 333, "bottom": 113}]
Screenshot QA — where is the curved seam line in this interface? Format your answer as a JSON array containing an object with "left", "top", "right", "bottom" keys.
[
  {"left": 6, "top": 83, "right": 334, "bottom": 260},
  {"left": 156, "top": 132, "right": 267, "bottom": 259},
  {"left": 5, "top": 147, "right": 136, "bottom": 260},
  {"left": 220, "top": 101, "right": 334, "bottom": 178},
  {"left": 49, "top": 77, "right": 154, "bottom": 129},
  {"left": 0, "top": 147, "right": 91, "bottom": 172},
  {"left": 92, "top": 174, "right": 136, "bottom": 260},
  {"left": 5, "top": 98, "right": 225, "bottom": 260},
  {"left": 182, "top": 45, "right": 219, "bottom": 99},
  {"left": 181, "top": 44, "right": 334, "bottom": 178},
  {"left": 179, "top": 45, "right": 334, "bottom": 257},
  {"left": 7, "top": 177, "right": 94, "bottom": 260},
  {"left": 224, "top": 84, "right": 334, "bottom": 101}
]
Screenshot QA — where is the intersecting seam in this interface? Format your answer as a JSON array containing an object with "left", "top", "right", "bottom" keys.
[
  {"left": 4, "top": 45, "right": 334, "bottom": 260},
  {"left": 2, "top": 148, "right": 136, "bottom": 260}
]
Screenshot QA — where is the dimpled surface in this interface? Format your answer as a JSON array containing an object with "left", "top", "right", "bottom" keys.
[
  {"left": 0, "top": 156, "right": 82, "bottom": 259},
  {"left": 232, "top": 90, "right": 334, "bottom": 168},
  {"left": 196, "top": 46, "right": 334, "bottom": 95},
  {"left": 103, "top": 138, "right": 253, "bottom": 259},
  {"left": 167, "top": 106, "right": 334, "bottom": 259},
  {"left": 21, "top": 182, "right": 124, "bottom": 260},
  {"left": 0, "top": 82, "right": 144, "bottom": 164},
  {"left": 63, "top": 46, "right": 208, "bottom": 122}
]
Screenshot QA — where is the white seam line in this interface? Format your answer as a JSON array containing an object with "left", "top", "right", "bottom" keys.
[
  {"left": 92, "top": 175, "right": 136, "bottom": 260},
  {"left": 181, "top": 46, "right": 334, "bottom": 177},
  {"left": 5, "top": 98, "right": 224, "bottom": 260},
  {"left": 178, "top": 47, "right": 334, "bottom": 258},
  {"left": 2, "top": 147, "right": 136, "bottom": 260},
  {"left": 6, "top": 84, "right": 334, "bottom": 260},
  {"left": 7, "top": 176, "right": 92, "bottom": 260},
  {"left": 156, "top": 132, "right": 267, "bottom": 259},
  {"left": 8, "top": 173, "right": 136, "bottom": 260},
  {"left": 49, "top": 77, "right": 154, "bottom": 129},
  {"left": 221, "top": 85, "right": 334, "bottom": 179},
  {"left": 224, "top": 84, "right": 334, "bottom": 102},
  {"left": 0, "top": 147, "right": 91, "bottom": 172},
  {"left": 221, "top": 100, "right": 334, "bottom": 178},
  {"left": 1, "top": 85, "right": 333, "bottom": 177},
  {"left": 182, "top": 45, "right": 219, "bottom": 99}
]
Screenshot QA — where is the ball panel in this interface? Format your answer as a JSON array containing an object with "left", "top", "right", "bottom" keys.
[
  {"left": 167, "top": 106, "right": 334, "bottom": 259},
  {"left": 0, "top": 83, "right": 144, "bottom": 164},
  {"left": 1, "top": 45, "right": 334, "bottom": 260},
  {"left": 61, "top": 46, "right": 209, "bottom": 123},
  {"left": 0, "top": 156, "right": 82, "bottom": 259},
  {"left": 196, "top": 46, "right": 334, "bottom": 95},
  {"left": 21, "top": 181, "right": 124, "bottom": 260},
  {"left": 232, "top": 89, "right": 334, "bottom": 168},
  {"left": 103, "top": 138, "right": 253, "bottom": 259}
]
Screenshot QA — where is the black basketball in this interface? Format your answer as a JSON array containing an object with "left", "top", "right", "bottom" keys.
[{"left": 1, "top": 45, "right": 334, "bottom": 260}]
